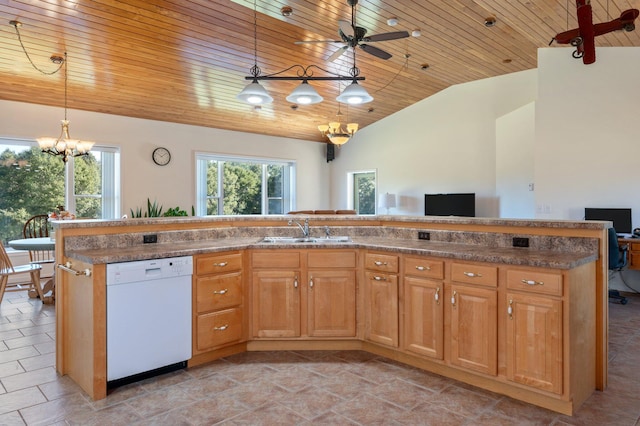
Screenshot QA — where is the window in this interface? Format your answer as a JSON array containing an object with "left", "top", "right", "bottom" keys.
[
  {"left": 196, "top": 153, "right": 295, "bottom": 215},
  {"left": 0, "top": 139, "right": 120, "bottom": 244},
  {"left": 348, "top": 170, "right": 376, "bottom": 215}
]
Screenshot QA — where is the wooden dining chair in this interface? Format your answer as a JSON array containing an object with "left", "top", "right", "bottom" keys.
[
  {"left": 22, "top": 214, "right": 54, "bottom": 265},
  {"left": 0, "top": 243, "right": 43, "bottom": 303}
]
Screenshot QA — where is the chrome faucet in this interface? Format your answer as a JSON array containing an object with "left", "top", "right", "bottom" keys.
[{"left": 288, "top": 218, "right": 310, "bottom": 238}]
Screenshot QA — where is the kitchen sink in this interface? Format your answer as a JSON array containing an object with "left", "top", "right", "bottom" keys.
[{"left": 261, "top": 236, "right": 352, "bottom": 244}]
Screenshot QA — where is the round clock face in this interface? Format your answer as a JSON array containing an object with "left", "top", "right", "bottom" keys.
[{"left": 152, "top": 147, "right": 171, "bottom": 166}]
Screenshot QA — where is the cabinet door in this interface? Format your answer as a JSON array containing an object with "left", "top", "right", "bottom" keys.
[
  {"left": 365, "top": 271, "right": 398, "bottom": 347},
  {"left": 404, "top": 276, "right": 444, "bottom": 359},
  {"left": 307, "top": 270, "right": 356, "bottom": 337},
  {"left": 252, "top": 270, "right": 300, "bottom": 338},
  {"left": 506, "top": 292, "right": 563, "bottom": 394},
  {"left": 449, "top": 284, "right": 497, "bottom": 375}
]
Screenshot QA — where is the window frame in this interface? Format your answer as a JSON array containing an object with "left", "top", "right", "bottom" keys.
[
  {"left": 195, "top": 152, "right": 296, "bottom": 216},
  {"left": 347, "top": 169, "right": 377, "bottom": 215}
]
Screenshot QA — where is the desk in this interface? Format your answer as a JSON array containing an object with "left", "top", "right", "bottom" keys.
[
  {"left": 618, "top": 237, "right": 640, "bottom": 270},
  {"left": 8, "top": 237, "right": 55, "bottom": 303}
]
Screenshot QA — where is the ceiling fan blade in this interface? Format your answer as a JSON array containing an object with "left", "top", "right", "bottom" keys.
[
  {"left": 338, "top": 19, "right": 355, "bottom": 37},
  {"left": 360, "top": 44, "right": 392, "bottom": 60},
  {"left": 327, "top": 46, "right": 349, "bottom": 62},
  {"left": 294, "top": 39, "right": 342, "bottom": 45},
  {"left": 364, "top": 31, "right": 410, "bottom": 42}
]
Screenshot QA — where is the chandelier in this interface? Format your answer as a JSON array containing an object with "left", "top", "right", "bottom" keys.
[
  {"left": 10, "top": 21, "right": 94, "bottom": 163},
  {"left": 36, "top": 53, "right": 94, "bottom": 163},
  {"left": 236, "top": 0, "right": 373, "bottom": 106},
  {"left": 318, "top": 103, "right": 359, "bottom": 145}
]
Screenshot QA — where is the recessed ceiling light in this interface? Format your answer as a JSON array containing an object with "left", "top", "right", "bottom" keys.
[
  {"left": 411, "top": 29, "right": 421, "bottom": 37},
  {"left": 502, "top": 58, "right": 512, "bottom": 64},
  {"left": 420, "top": 63, "right": 430, "bottom": 70},
  {"left": 484, "top": 16, "right": 496, "bottom": 27},
  {"left": 387, "top": 17, "right": 398, "bottom": 26},
  {"left": 281, "top": 6, "right": 293, "bottom": 17}
]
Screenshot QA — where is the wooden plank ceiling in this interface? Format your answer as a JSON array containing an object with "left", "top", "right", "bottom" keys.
[{"left": 0, "top": 0, "right": 639, "bottom": 143}]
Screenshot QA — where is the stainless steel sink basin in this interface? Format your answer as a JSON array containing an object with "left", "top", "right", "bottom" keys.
[{"left": 261, "top": 236, "right": 352, "bottom": 244}]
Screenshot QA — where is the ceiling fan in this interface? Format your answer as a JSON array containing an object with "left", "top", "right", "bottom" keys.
[{"left": 294, "top": 0, "right": 410, "bottom": 62}]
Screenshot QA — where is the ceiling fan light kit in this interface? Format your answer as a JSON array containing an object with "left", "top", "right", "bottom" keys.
[
  {"left": 336, "top": 80, "right": 373, "bottom": 104},
  {"left": 236, "top": 79, "right": 273, "bottom": 105}
]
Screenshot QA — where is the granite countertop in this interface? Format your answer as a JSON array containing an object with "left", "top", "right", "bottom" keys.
[{"left": 65, "top": 236, "right": 598, "bottom": 269}]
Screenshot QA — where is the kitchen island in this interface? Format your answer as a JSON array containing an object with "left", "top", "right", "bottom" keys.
[{"left": 52, "top": 215, "right": 608, "bottom": 415}]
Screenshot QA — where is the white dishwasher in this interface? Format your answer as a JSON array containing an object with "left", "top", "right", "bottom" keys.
[{"left": 106, "top": 255, "right": 193, "bottom": 387}]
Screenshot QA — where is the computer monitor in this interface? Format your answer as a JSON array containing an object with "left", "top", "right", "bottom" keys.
[
  {"left": 425, "top": 193, "right": 475, "bottom": 217},
  {"left": 584, "top": 208, "right": 632, "bottom": 234}
]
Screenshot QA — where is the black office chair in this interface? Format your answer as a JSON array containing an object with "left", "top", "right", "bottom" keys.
[{"left": 608, "top": 227, "right": 629, "bottom": 305}]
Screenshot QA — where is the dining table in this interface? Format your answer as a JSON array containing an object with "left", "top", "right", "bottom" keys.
[{"left": 8, "top": 237, "right": 56, "bottom": 303}]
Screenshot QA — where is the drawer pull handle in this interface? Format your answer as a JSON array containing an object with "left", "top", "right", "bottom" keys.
[
  {"left": 435, "top": 287, "right": 440, "bottom": 304},
  {"left": 521, "top": 279, "right": 544, "bottom": 286},
  {"left": 212, "top": 289, "right": 228, "bottom": 295},
  {"left": 463, "top": 271, "right": 483, "bottom": 278},
  {"left": 416, "top": 265, "right": 431, "bottom": 271},
  {"left": 451, "top": 290, "right": 457, "bottom": 307},
  {"left": 310, "top": 277, "right": 314, "bottom": 288},
  {"left": 508, "top": 299, "right": 513, "bottom": 319},
  {"left": 213, "top": 262, "right": 228, "bottom": 267},
  {"left": 294, "top": 276, "right": 298, "bottom": 289},
  {"left": 373, "top": 275, "right": 387, "bottom": 281},
  {"left": 374, "top": 261, "right": 388, "bottom": 266},
  {"left": 213, "top": 324, "right": 229, "bottom": 331}
]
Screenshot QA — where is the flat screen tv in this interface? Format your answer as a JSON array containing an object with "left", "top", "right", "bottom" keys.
[
  {"left": 425, "top": 193, "right": 475, "bottom": 217},
  {"left": 584, "top": 208, "right": 632, "bottom": 234}
]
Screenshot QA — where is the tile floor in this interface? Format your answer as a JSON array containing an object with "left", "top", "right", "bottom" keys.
[{"left": 1, "top": 289, "right": 640, "bottom": 425}]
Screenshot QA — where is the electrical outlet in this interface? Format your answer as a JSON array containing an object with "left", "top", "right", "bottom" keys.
[
  {"left": 513, "top": 237, "right": 529, "bottom": 248},
  {"left": 418, "top": 231, "right": 430, "bottom": 240},
  {"left": 143, "top": 234, "right": 158, "bottom": 244}
]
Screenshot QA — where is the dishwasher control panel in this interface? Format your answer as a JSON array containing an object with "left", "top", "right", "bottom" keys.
[{"left": 106, "top": 256, "right": 193, "bottom": 285}]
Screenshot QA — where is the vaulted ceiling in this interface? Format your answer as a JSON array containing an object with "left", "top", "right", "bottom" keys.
[{"left": 1, "top": 0, "right": 639, "bottom": 142}]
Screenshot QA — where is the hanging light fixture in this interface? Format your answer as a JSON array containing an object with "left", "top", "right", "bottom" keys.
[
  {"left": 236, "top": 0, "right": 273, "bottom": 105},
  {"left": 237, "top": 1, "right": 370, "bottom": 106},
  {"left": 10, "top": 21, "right": 94, "bottom": 163},
  {"left": 36, "top": 52, "right": 95, "bottom": 162},
  {"left": 318, "top": 101, "right": 359, "bottom": 145}
]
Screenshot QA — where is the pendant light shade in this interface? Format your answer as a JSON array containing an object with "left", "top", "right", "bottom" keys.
[
  {"left": 285, "top": 81, "right": 323, "bottom": 105},
  {"left": 236, "top": 79, "right": 273, "bottom": 105},
  {"left": 336, "top": 80, "right": 373, "bottom": 105}
]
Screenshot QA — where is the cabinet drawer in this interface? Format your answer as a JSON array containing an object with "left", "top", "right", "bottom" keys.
[
  {"left": 196, "top": 252, "right": 242, "bottom": 275},
  {"left": 251, "top": 251, "right": 300, "bottom": 269},
  {"left": 630, "top": 243, "right": 640, "bottom": 251},
  {"left": 506, "top": 269, "right": 562, "bottom": 297},
  {"left": 196, "top": 308, "right": 243, "bottom": 351},
  {"left": 308, "top": 250, "right": 357, "bottom": 268},
  {"left": 196, "top": 271, "right": 243, "bottom": 313},
  {"left": 450, "top": 263, "right": 497, "bottom": 287},
  {"left": 365, "top": 253, "right": 399, "bottom": 273},
  {"left": 404, "top": 256, "right": 444, "bottom": 279}
]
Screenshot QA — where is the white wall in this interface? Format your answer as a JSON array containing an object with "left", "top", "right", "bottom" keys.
[
  {"left": 0, "top": 100, "right": 329, "bottom": 214},
  {"left": 535, "top": 47, "right": 640, "bottom": 223},
  {"left": 496, "top": 102, "right": 536, "bottom": 218},
  {"left": 329, "top": 69, "right": 537, "bottom": 217}
]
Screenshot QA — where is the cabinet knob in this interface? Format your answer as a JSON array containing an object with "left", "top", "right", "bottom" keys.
[
  {"left": 521, "top": 279, "right": 544, "bottom": 286},
  {"left": 213, "top": 324, "right": 229, "bottom": 331},
  {"left": 212, "top": 262, "right": 228, "bottom": 267},
  {"left": 212, "top": 288, "right": 228, "bottom": 295}
]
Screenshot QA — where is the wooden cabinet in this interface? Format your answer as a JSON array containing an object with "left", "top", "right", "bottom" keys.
[
  {"left": 448, "top": 262, "right": 497, "bottom": 376},
  {"left": 505, "top": 268, "right": 563, "bottom": 394},
  {"left": 251, "top": 250, "right": 357, "bottom": 339},
  {"left": 364, "top": 252, "right": 399, "bottom": 347},
  {"left": 627, "top": 242, "right": 640, "bottom": 269},
  {"left": 193, "top": 251, "right": 245, "bottom": 354},
  {"left": 403, "top": 256, "right": 444, "bottom": 359}
]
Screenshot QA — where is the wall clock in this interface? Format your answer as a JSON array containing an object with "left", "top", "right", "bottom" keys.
[{"left": 152, "top": 147, "right": 171, "bottom": 166}]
